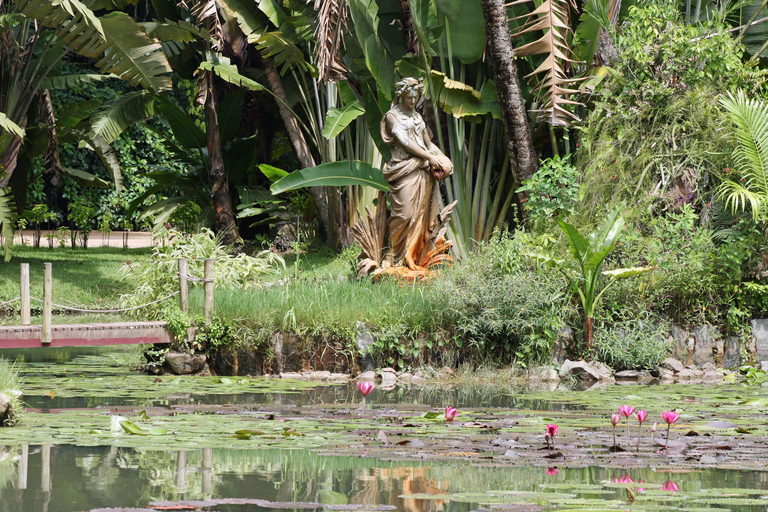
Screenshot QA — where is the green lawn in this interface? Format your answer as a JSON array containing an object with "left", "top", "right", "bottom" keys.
[{"left": 0, "top": 247, "right": 152, "bottom": 314}]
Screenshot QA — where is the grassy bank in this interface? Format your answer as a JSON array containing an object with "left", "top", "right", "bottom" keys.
[{"left": 0, "top": 247, "right": 152, "bottom": 313}]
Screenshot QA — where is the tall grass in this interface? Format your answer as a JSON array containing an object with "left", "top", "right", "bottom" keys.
[
  {"left": 188, "top": 278, "right": 445, "bottom": 336},
  {"left": 0, "top": 358, "right": 19, "bottom": 391}
]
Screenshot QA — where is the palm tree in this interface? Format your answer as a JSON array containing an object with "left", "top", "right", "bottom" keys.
[{"left": 0, "top": 0, "right": 172, "bottom": 259}]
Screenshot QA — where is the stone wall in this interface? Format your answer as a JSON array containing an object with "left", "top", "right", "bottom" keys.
[{"left": 669, "top": 324, "right": 742, "bottom": 368}]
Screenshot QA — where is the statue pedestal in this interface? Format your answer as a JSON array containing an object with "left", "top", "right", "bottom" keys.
[{"left": 352, "top": 199, "right": 457, "bottom": 281}]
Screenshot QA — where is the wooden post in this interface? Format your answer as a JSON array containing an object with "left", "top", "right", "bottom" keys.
[
  {"left": 41, "top": 444, "right": 51, "bottom": 491},
  {"left": 42, "top": 263, "right": 52, "bottom": 345},
  {"left": 202, "top": 447, "right": 213, "bottom": 495},
  {"left": 178, "top": 258, "right": 189, "bottom": 313},
  {"left": 20, "top": 263, "right": 30, "bottom": 325},
  {"left": 204, "top": 258, "right": 214, "bottom": 322},
  {"left": 16, "top": 444, "right": 28, "bottom": 490},
  {"left": 176, "top": 450, "right": 187, "bottom": 489}
]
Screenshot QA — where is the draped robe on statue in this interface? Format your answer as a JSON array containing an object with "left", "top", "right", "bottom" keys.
[{"left": 380, "top": 105, "right": 445, "bottom": 269}]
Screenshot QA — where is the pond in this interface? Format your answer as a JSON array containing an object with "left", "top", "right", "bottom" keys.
[{"left": 1, "top": 347, "right": 768, "bottom": 512}]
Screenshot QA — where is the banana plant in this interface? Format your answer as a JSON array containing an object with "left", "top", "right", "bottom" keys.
[{"left": 557, "top": 206, "right": 653, "bottom": 350}]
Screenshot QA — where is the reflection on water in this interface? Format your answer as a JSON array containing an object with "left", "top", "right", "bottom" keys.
[{"left": 0, "top": 445, "right": 767, "bottom": 512}]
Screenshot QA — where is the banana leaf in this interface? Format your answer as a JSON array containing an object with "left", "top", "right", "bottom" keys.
[{"left": 271, "top": 161, "right": 388, "bottom": 194}]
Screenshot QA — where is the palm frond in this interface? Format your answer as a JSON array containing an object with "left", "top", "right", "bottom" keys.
[
  {"left": 140, "top": 20, "right": 212, "bottom": 42},
  {"left": 252, "top": 31, "right": 312, "bottom": 75},
  {"left": 0, "top": 187, "right": 16, "bottom": 262},
  {"left": 509, "top": 0, "right": 585, "bottom": 126},
  {"left": 179, "top": 0, "right": 223, "bottom": 46},
  {"left": 717, "top": 90, "right": 768, "bottom": 220},
  {"left": 314, "top": 0, "right": 348, "bottom": 82},
  {"left": 70, "top": 128, "right": 123, "bottom": 192},
  {"left": 89, "top": 90, "right": 157, "bottom": 143},
  {"left": 16, "top": 0, "right": 172, "bottom": 92},
  {"left": 197, "top": 56, "right": 265, "bottom": 90},
  {"left": 0, "top": 112, "right": 25, "bottom": 138},
  {"left": 42, "top": 73, "right": 119, "bottom": 90}
]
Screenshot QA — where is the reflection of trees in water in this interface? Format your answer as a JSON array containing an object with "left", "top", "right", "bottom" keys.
[{"left": 7, "top": 445, "right": 768, "bottom": 512}]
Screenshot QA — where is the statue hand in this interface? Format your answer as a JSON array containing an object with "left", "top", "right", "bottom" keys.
[{"left": 436, "top": 154, "right": 453, "bottom": 176}]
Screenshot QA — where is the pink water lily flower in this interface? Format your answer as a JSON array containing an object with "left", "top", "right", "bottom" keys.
[
  {"left": 610, "top": 413, "right": 621, "bottom": 448},
  {"left": 661, "top": 410, "right": 680, "bottom": 424},
  {"left": 635, "top": 410, "right": 647, "bottom": 424},
  {"left": 357, "top": 381, "right": 376, "bottom": 396},
  {"left": 661, "top": 481, "right": 680, "bottom": 492},
  {"left": 618, "top": 405, "right": 635, "bottom": 417},
  {"left": 545, "top": 424, "right": 558, "bottom": 450},
  {"left": 618, "top": 406, "right": 635, "bottom": 446},
  {"left": 445, "top": 406, "right": 459, "bottom": 421},
  {"left": 545, "top": 468, "right": 558, "bottom": 476},
  {"left": 661, "top": 410, "right": 680, "bottom": 452}
]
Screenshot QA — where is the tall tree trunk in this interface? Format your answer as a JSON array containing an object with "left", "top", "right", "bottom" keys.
[
  {"left": 205, "top": 73, "right": 240, "bottom": 244},
  {"left": 0, "top": 134, "right": 23, "bottom": 188},
  {"left": 481, "top": 0, "right": 538, "bottom": 184},
  {"left": 263, "top": 62, "right": 348, "bottom": 251},
  {"left": 0, "top": 115, "right": 27, "bottom": 188}
]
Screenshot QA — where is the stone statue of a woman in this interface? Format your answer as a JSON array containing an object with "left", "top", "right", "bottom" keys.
[
  {"left": 380, "top": 77, "right": 454, "bottom": 271},
  {"left": 351, "top": 77, "right": 457, "bottom": 280}
]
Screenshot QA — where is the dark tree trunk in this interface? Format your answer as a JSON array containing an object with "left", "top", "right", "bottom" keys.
[
  {"left": 0, "top": 125, "right": 25, "bottom": 188},
  {"left": 205, "top": 73, "right": 240, "bottom": 245},
  {"left": 584, "top": 316, "right": 594, "bottom": 351},
  {"left": 263, "top": 62, "right": 348, "bottom": 251},
  {"left": 480, "top": 0, "right": 538, "bottom": 184}
]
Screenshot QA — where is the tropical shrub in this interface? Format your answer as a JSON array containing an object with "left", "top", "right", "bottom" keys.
[
  {"left": 120, "top": 229, "right": 285, "bottom": 316},
  {"left": 594, "top": 316, "right": 671, "bottom": 371},
  {"left": 576, "top": 1, "right": 765, "bottom": 219},
  {"left": 517, "top": 154, "right": 580, "bottom": 226},
  {"left": 434, "top": 231, "right": 572, "bottom": 365}
]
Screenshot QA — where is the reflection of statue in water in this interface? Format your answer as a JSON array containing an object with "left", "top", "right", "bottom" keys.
[{"left": 352, "top": 77, "right": 458, "bottom": 280}]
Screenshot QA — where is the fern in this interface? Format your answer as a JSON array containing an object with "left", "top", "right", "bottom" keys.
[{"left": 717, "top": 90, "right": 768, "bottom": 221}]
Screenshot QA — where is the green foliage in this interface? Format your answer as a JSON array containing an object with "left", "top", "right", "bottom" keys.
[
  {"left": 577, "top": 1, "right": 764, "bottom": 218},
  {"left": 555, "top": 206, "right": 652, "bottom": 348},
  {"left": 0, "top": 358, "right": 22, "bottom": 426},
  {"left": 163, "top": 306, "right": 194, "bottom": 345},
  {"left": 23, "top": 203, "right": 60, "bottom": 248},
  {"left": 270, "top": 161, "right": 389, "bottom": 194},
  {"left": 120, "top": 229, "right": 285, "bottom": 316},
  {"left": 67, "top": 198, "right": 96, "bottom": 248},
  {"left": 195, "top": 317, "right": 240, "bottom": 353},
  {"left": 604, "top": 205, "right": 759, "bottom": 326},
  {"left": 716, "top": 90, "right": 768, "bottom": 221},
  {"left": 594, "top": 316, "right": 671, "bottom": 371},
  {"left": 618, "top": 3, "right": 761, "bottom": 104},
  {"left": 740, "top": 365, "right": 767, "bottom": 384},
  {"left": 434, "top": 231, "right": 572, "bottom": 364},
  {"left": 517, "top": 154, "right": 580, "bottom": 225},
  {"left": 0, "top": 187, "right": 16, "bottom": 262}
]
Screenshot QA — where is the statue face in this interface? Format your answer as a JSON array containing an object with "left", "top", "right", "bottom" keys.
[{"left": 402, "top": 91, "right": 418, "bottom": 110}]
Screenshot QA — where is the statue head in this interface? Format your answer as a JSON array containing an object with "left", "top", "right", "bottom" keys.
[{"left": 393, "top": 77, "right": 424, "bottom": 108}]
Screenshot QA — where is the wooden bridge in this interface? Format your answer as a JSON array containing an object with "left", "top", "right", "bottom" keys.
[
  {"left": 0, "top": 258, "right": 212, "bottom": 349},
  {"left": 0, "top": 321, "right": 172, "bottom": 349}
]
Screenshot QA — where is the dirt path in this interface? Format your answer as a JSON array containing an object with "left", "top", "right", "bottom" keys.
[{"left": 11, "top": 230, "right": 158, "bottom": 249}]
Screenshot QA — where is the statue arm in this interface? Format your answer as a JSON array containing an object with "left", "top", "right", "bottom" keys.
[{"left": 388, "top": 115, "right": 443, "bottom": 168}]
